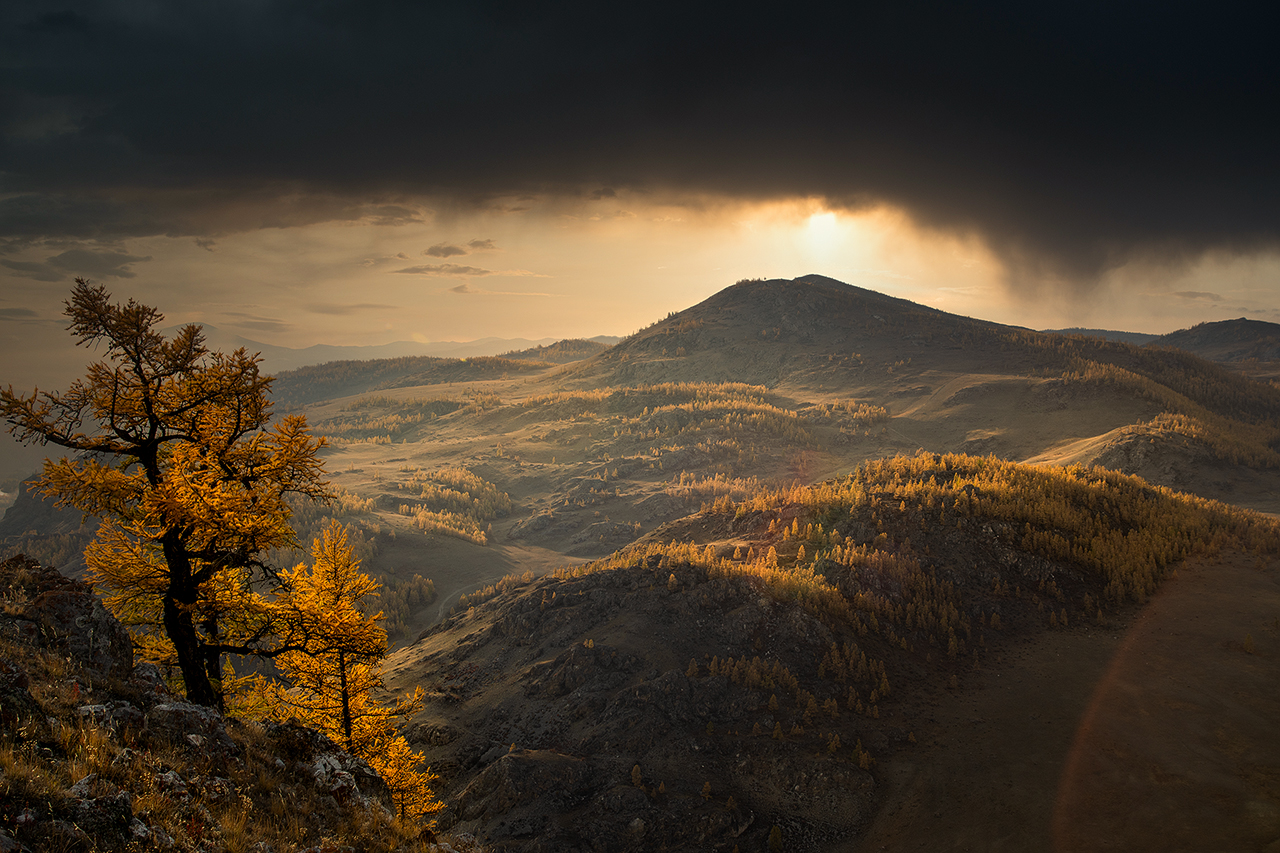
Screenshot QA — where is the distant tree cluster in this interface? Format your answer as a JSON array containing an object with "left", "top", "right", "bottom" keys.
[
  {"left": 519, "top": 381, "right": 883, "bottom": 478},
  {"left": 316, "top": 397, "right": 465, "bottom": 444},
  {"left": 499, "top": 338, "right": 609, "bottom": 363},
  {"left": 380, "top": 573, "right": 438, "bottom": 643},
  {"left": 394, "top": 465, "right": 512, "bottom": 545}
]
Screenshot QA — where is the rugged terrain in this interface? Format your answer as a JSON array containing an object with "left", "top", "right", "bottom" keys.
[
  {"left": 5, "top": 275, "right": 1280, "bottom": 850},
  {"left": 385, "top": 453, "right": 1280, "bottom": 851},
  {"left": 0, "top": 554, "right": 477, "bottom": 853}
]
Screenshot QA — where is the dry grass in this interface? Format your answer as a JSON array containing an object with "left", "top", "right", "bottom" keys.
[{"left": 1, "top": 614, "right": 471, "bottom": 852}]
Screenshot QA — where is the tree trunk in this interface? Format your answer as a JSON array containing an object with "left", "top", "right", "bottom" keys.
[
  {"left": 202, "top": 613, "right": 226, "bottom": 713},
  {"left": 339, "top": 650, "right": 353, "bottom": 750},
  {"left": 162, "top": 533, "right": 220, "bottom": 708},
  {"left": 163, "top": 591, "right": 220, "bottom": 707}
]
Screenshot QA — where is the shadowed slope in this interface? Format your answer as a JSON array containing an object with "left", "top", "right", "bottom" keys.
[
  {"left": 386, "top": 453, "right": 1280, "bottom": 851},
  {"left": 1150, "top": 317, "right": 1280, "bottom": 363}
]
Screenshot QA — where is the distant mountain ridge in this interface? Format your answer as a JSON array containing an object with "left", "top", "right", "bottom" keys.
[
  {"left": 566, "top": 276, "right": 1274, "bottom": 412},
  {"left": 271, "top": 339, "right": 616, "bottom": 407},
  {"left": 271, "top": 355, "right": 553, "bottom": 408},
  {"left": 1149, "top": 318, "right": 1280, "bottom": 363},
  {"left": 169, "top": 324, "right": 621, "bottom": 374},
  {"left": 568, "top": 274, "right": 1029, "bottom": 387}
]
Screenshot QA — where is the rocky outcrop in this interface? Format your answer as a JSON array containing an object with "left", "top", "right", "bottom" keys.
[
  {"left": 264, "top": 721, "right": 392, "bottom": 809},
  {"left": 0, "top": 656, "right": 50, "bottom": 743},
  {"left": 0, "top": 555, "right": 433, "bottom": 852},
  {"left": 0, "top": 554, "right": 132, "bottom": 681},
  {"left": 143, "top": 701, "right": 241, "bottom": 758}
]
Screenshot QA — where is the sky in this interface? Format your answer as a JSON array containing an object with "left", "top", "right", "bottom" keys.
[{"left": 3, "top": 1, "right": 1280, "bottom": 481}]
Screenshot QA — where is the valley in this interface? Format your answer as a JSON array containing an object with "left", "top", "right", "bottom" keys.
[{"left": 5, "top": 274, "right": 1280, "bottom": 851}]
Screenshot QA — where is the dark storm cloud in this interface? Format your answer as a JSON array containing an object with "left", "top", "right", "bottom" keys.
[
  {"left": 47, "top": 248, "right": 151, "bottom": 278},
  {"left": 3, "top": 1, "right": 1279, "bottom": 285}
]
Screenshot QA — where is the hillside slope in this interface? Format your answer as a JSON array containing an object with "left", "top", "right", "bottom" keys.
[
  {"left": 386, "top": 453, "right": 1280, "bottom": 851},
  {"left": 554, "top": 275, "right": 1280, "bottom": 508},
  {"left": 1149, "top": 317, "right": 1280, "bottom": 363}
]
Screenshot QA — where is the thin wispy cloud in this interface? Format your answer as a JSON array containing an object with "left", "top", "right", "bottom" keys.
[
  {"left": 1172, "top": 291, "right": 1224, "bottom": 302},
  {"left": 362, "top": 204, "right": 427, "bottom": 227},
  {"left": 392, "top": 263, "right": 545, "bottom": 278},
  {"left": 449, "top": 283, "right": 559, "bottom": 297},
  {"left": 359, "top": 253, "right": 412, "bottom": 267},
  {"left": 304, "top": 303, "right": 397, "bottom": 316},
  {"left": 1, "top": 247, "right": 151, "bottom": 281},
  {"left": 0, "top": 259, "right": 65, "bottom": 281},
  {"left": 47, "top": 248, "right": 152, "bottom": 279},
  {"left": 423, "top": 239, "right": 498, "bottom": 258},
  {"left": 222, "top": 312, "right": 292, "bottom": 333}
]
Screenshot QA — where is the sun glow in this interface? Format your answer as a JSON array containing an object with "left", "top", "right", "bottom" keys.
[{"left": 805, "top": 211, "right": 841, "bottom": 249}]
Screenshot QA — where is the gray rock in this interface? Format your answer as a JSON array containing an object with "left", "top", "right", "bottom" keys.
[
  {"left": 127, "top": 661, "right": 174, "bottom": 699},
  {"left": 24, "top": 585, "right": 133, "bottom": 681},
  {"left": 262, "top": 721, "right": 391, "bottom": 807},
  {"left": 143, "top": 701, "right": 239, "bottom": 758}
]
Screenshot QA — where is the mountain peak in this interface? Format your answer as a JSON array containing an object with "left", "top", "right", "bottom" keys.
[{"left": 570, "top": 275, "right": 1018, "bottom": 387}]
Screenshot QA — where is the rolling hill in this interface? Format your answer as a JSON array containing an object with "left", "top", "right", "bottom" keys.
[
  {"left": 387, "top": 453, "right": 1280, "bottom": 851},
  {"left": 7, "top": 274, "right": 1280, "bottom": 851},
  {"left": 1149, "top": 317, "right": 1280, "bottom": 363}
]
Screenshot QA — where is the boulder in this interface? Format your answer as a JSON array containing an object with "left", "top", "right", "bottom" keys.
[
  {"left": 142, "top": 701, "right": 239, "bottom": 758},
  {"left": 263, "top": 722, "right": 391, "bottom": 807},
  {"left": 0, "top": 555, "right": 133, "bottom": 683},
  {"left": 126, "top": 661, "right": 175, "bottom": 700}
]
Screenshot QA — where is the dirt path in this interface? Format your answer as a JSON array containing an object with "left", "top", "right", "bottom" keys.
[{"left": 849, "top": 551, "right": 1280, "bottom": 852}]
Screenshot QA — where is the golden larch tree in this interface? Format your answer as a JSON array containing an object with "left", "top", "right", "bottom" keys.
[
  {"left": 377, "top": 735, "right": 445, "bottom": 824},
  {"left": 269, "top": 522, "right": 440, "bottom": 822},
  {"left": 0, "top": 282, "right": 327, "bottom": 708}
]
